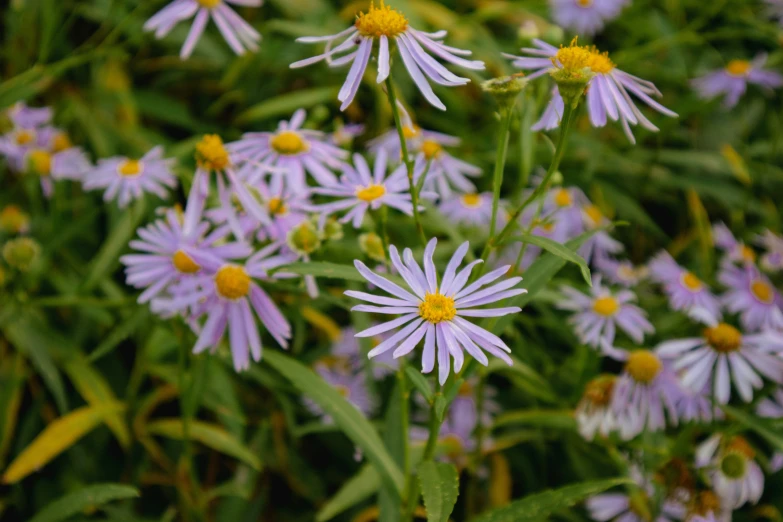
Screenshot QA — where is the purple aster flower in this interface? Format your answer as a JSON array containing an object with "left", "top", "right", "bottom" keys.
[
  {"left": 656, "top": 310, "right": 783, "bottom": 403},
  {"left": 151, "top": 242, "right": 292, "bottom": 371},
  {"left": 227, "top": 109, "right": 348, "bottom": 194},
  {"left": 438, "top": 192, "right": 505, "bottom": 230},
  {"left": 304, "top": 358, "right": 374, "bottom": 422},
  {"left": 541, "top": 186, "right": 588, "bottom": 239},
  {"left": 24, "top": 144, "right": 91, "bottom": 198},
  {"left": 556, "top": 276, "right": 653, "bottom": 349},
  {"left": 692, "top": 54, "right": 783, "bottom": 108},
  {"left": 578, "top": 203, "right": 623, "bottom": 264},
  {"left": 550, "top": 0, "right": 630, "bottom": 36},
  {"left": 675, "top": 383, "right": 722, "bottom": 425},
  {"left": 348, "top": 239, "right": 525, "bottom": 384},
  {"left": 331, "top": 326, "right": 398, "bottom": 378},
  {"left": 121, "top": 209, "right": 251, "bottom": 304},
  {"left": 331, "top": 122, "right": 365, "bottom": 148},
  {"left": 718, "top": 263, "right": 783, "bottom": 332},
  {"left": 595, "top": 257, "right": 648, "bottom": 287},
  {"left": 712, "top": 221, "right": 757, "bottom": 265},
  {"left": 587, "top": 467, "right": 685, "bottom": 522},
  {"left": 695, "top": 434, "right": 764, "bottom": 510},
  {"left": 5, "top": 102, "right": 52, "bottom": 129},
  {"left": 756, "top": 230, "right": 783, "bottom": 273},
  {"left": 143, "top": 0, "right": 261, "bottom": 60},
  {"left": 648, "top": 251, "right": 722, "bottom": 318},
  {"left": 532, "top": 87, "right": 564, "bottom": 131},
  {"left": 505, "top": 39, "right": 678, "bottom": 143},
  {"left": 757, "top": 387, "right": 783, "bottom": 418},
  {"left": 290, "top": 1, "right": 484, "bottom": 110},
  {"left": 83, "top": 146, "right": 177, "bottom": 208}
]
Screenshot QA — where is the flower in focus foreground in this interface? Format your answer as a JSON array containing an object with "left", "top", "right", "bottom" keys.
[
  {"left": 347, "top": 239, "right": 526, "bottom": 384},
  {"left": 691, "top": 55, "right": 783, "bottom": 108},
  {"left": 290, "top": 1, "right": 485, "bottom": 110}
]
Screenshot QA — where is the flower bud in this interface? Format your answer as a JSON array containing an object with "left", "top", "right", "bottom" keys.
[
  {"left": 322, "top": 217, "right": 344, "bottom": 241},
  {"left": 359, "top": 232, "right": 386, "bottom": 262},
  {"left": 287, "top": 220, "right": 322, "bottom": 256},
  {"left": 481, "top": 74, "right": 528, "bottom": 111},
  {"left": 3, "top": 237, "right": 40, "bottom": 271}
]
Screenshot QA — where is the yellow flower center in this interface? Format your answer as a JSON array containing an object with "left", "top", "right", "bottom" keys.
[
  {"left": 704, "top": 323, "right": 742, "bottom": 353},
  {"left": 626, "top": 350, "right": 663, "bottom": 384},
  {"left": 334, "top": 384, "right": 351, "bottom": 398},
  {"left": 196, "top": 0, "right": 221, "bottom": 7},
  {"left": 461, "top": 193, "right": 482, "bottom": 208},
  {"left": 0, "top": 205, "right": 28, "bottom": 233},
  {"left": 355, "top": 1, "right": 409, "bottom": 38},
  {"left": 740, "top": 245, "right": 756, "bottom": 263},
  {"left": 356, "top": 184, "right": 386, "bottom": 202},
  {"left": 421, "top": 140, "right": 442, "bottom": 160},
  {"left": 726, "top": 60, "right": 751, "bottom": 77},
  {"left": 270, "top": 130, "right": 309, "bottom": 155},
  {"left": 402, "top": 125, "right": 421, "bottom": 139},
  {"left": 214, "top": 265, "right": 251, "bottom": 300},
  {"left": 419, "top": 293, "right": 457, "bottom": 324},
  {"left": 592, "top": 296, "right": 619, "bottom": 316},
  {"left": 553, "top": 188, "right": 572, "bottom": 207},
  {"left": 553, "top": 38, "right": 593, "bottom": 73},
  {"left": 29, "top": 150, "right": 52, "bottom": 176},
  {"left": 583, "top": 204, "right": 603, "bottom": 226},
  {"left": 118, "top": 159, "right": 142, "bottom": 177},
  {"left": 681, "top": 272, "right": 703, "bottom": 292},
  {"left": 726, "top": 436, "right": 755, "bottom": 459},
  {"left": 750, "top": 279, "right": 774, "bottom": 304},
  {"left": 584, "top": 375, "right": 615, "bottom": 406},
  {"left": 585, "top": 48, "right": 615, "bottom": 74},
  {"left": 576, "top": 0, "right": 593, "bottom": 5},
  {"left": 15, "top": 129, "right": 35, "bottom": 145},
  {"left": 52, "top": 133, "right": 72, "bottom": 153},
  {"left": 172, "top": 250, "right": 201, "bottom": 274},
  {"left": 196, "top": 134, "right": 230, "bottom": 171},
  {"left": 267, "top": 197, "right": 288, "bottom": 215}
]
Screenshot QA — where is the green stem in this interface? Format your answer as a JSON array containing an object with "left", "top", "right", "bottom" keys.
[
  {"left": 488, "top": 108, "right": 515, "bottom": 241},
  {"left": 377, "top": 206, "right": 391, "bottom": 271},
  {"left": 464, "top": 372, "right": 487, "bottom": 519},
  {"left": 385, "top": 78, "right": 426, "bottom": 246}
]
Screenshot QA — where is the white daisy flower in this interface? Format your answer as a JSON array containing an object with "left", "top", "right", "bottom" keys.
[{"left": 695, "top": 434, "right": 764, "bottom": 510}]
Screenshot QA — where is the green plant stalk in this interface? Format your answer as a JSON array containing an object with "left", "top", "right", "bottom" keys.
[
  {"left": 464, "top": 370, "right": 487, "bottom": 518},
  {"left": 378, "top": 205, "right": 392, "bottom": 271},
  {"left": 488, "top": 107, "right": 515, "bottom": 241},
  {"left": 385, "top": 78, "right": 426, "bottom": 246},
  {"left": 399, "top": 358, "right": 412, "bottom": 520}
]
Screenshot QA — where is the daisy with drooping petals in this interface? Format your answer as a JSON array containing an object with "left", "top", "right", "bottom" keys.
[
  {"left": 505, "top": 39, "right": 678, "bottom": 143},
  {"left": 143, "top": 0, "right": 261, "bottom": 60},
  {"left": 692, "top": 55, "right": 783, "bottom": 108},
  {"left": 756, "top": 229, "right": 783, "bottom": 273},
  {"left": 550, "top": 0, "right": 630, "bottom": 36},
  {"left": 556, "top": 276, "right": 654, "bottom": 349},
  {"left": 83, "top": 147, "right": 177, "bottom": 208},
  {"left": 439, "top": 193, "right": 505, "bottom": 230},
  {"left": 656, "top": 310, "right": 783, "bottom": 403},
  {"left": 648, "top": 251, "right": 722, "bottom": 318},
  {"left": 718, "top": 263, "right": 783, "bottom": 332},
  {"left": 151, "top": 243, "right": 292, "bottom": 371},
  {"left": 228, "top": 109, "right": 348, "bottom": 194},
  {"left": 348, "top": 239, "right": 525, "bottom": 384},
  {"left": 711, "top": 221, "right": 756, "bottom": 265},
  {"left": 290, "top": 1, "right": 485, "bottom": 110},
  {"left": 696, "top": 434, "right": 764, "bottom": 510}
]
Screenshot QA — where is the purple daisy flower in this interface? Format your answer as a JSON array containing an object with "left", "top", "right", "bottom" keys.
[
  {"left": 5, "top": 102, "right": 52, "bottom": 129},
  {"left": 83, "top": 146, "right": 177, "bottom": 208},
  {"left": 438, "top": 192, "right": 505, "bottom": 230},
  {"left": 348, "top": 239, "right": 525, "bottom": 384},
  {"left": 143, "top": 0, "right": 261, "bottom": 60},
  {"left": 648, "top": 251, "right": 722, "bottom": 318},
  {"left": 304, "top": 358, "right": 374, "bottom": 422},
  {"left": 541, "top": 186, "right": 588, "bottom": 239},
  {"left": 695, "top": 434, "right": 764, "bottom": 510},
  {"left": 756, "top": 230, "right": 783, "bottom": 273},
  {"left": 331, "top": 326, "right": 398, "bottom": 378},
  {"left": 505, "top": 39, "right": 678, "bottom": 143},
  {"left": 556, "top": 276, "right": 654, "bottom": 349},
  {"left": 712, "top": 221, "right": 757, "bottom": 265},
  {"left": 757, "top": 387, "right": 783, "bottom": 418},
  {"left": 675, "top": 382, "right": 722, "bottom": 425},
  {"left": 290, "top": 1, "right": 484, "bottom": 110},
  {"left": 331, "top": 122, "right": 365, "bottom": 148},
  {"left": 24, "top": 144, "right": 91, "bottom": 198},
  {"left": 595, "top": 257, "right": 648, "bottom": 288},
  {"left": 656, "top": 310, "right": 783, "bottom": 403},
  {"left": 718, "top": 263, "right": 783, "bottom": 332},
  {"left": 151, "top": 242, "right": 292, "bottom": 371},
  {"left": 692, "top": 54, "right": 783, "bottom": 108},
  {"left": 227, "top": 109, "right": 348, "bottom": 194},
  {"left": 550, "top": 0, "right": 630, "bottom": 36},
  {"left": 578, "top": 203, "right": 623, "bottom": 264}
]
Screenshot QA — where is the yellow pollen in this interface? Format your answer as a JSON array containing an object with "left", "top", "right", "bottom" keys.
[
  {"left": 214, "top": 265, "right": 251, "bottom": 300},
  {"left": 356, "top": 184, "right": 386, "bottom": 202},
  {"left": 751, "top": 279, "right": 774, "bottom": 304},
  {"left": 270, "top": 130, "right": 309, "bottom": 155},
  {"left": 172, "top": 250, "right": 201, "bottom": 274},
  {"left": 52, "top": 133, "right": 72, "bottom": 152},
  {"left": 576, "top": 0, "right": 593, "bottom": 5},
  {"left": 29, "top": 150, "right": 52, "bottom": 176},
  {"left": 196, "top": 134, "right": 230, "bottom": 171},
  {"left": 196, "top": 0, "right": 221, "bottom": 7},
  {"left": 553, "top": 38, "right": 594, "bottom": 73},
  {"left": 592, "top": 296, "right": 619, "bottom": 316},
  {"left": 402, "top": 125, "right": 421, "bottom": 139},
  {"left": 681, "top": 272, "right": 703, "bottom": 292},
  {"left": 740, "top": 245, "right": 756, "bottom": 262},
  {"left": 584, "top": 376, "right": 615, "bottom": 406},
  {"left": 461, "top": 193, "right": 482, "bottom": 208},
  {"left": 726, "top": 436, "right": 755, "bottom": 460},
  {"left": 355, "top": 1, "right": 409, "bottom": 38},
  {"left": 418, "top": 293, "right": 457, "bottom": 324},
  {"left": 0, "top": 205, "right": 28, "bottom": 233},
  {"left": 15, "top": 129, "right": 35, "bottom": 145},
  {"left": 704, "top": 323, "right": 742, "bottom": 353},
  {"left": 421, "top": 140, "right": 442, "bottom": 160},
  {"left": 584, "top": 204, "right": 603, "bottom": 226},
  {"left": 554, "top": 188, "right": 572, "bottom": 207},
  {"left": 726, "top": 60, "right": 751, "bottom": 77},
  {"left": 268, "top": 197, "right": 288, "bottom": 215},
  {"left": 118, "top": 159, "right": 142, "bottom": 177},
  {"left": 626, "top": 350, "right": 663, "bottom": 384},
  {"left": 585, "top": 48, "right": 615, "bottom": 74}
]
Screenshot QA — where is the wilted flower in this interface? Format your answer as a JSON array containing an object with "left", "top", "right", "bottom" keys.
[
  {"left": 695, "top": 434, "right": 764, "bottom": 510},
  {"left": 575, "top": 374, "right": 623, "bottom": 440},
  {"left": 2, "top": 237, "right": 40, "bottom": 271},
  {"left": 578, "top": 204, "right": 623, "bottom": 264},
  {"left": 692, "top": 55, "right": 783, "bottom": 108},
  {"left": 550, "top": 0, "right": 630, "bottom": 36},
  {"left": 648, "top": 251, "right": 722, "bottom": 318},
  {"left": 290, "top": 1, "right": 484, "bottom": 110}
]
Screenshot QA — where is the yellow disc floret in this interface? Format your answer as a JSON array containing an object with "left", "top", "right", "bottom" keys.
[
  {"left": 118, "top": 159, "right": 143, "bottom": 177},
  {"left": 0, "top": 205, "right": 29, "bottom": 234},
  {"left": 419, "top": 293, "right": 457, "bottom": 324},
  {"left": 576, "top": 0, "right": 593, "bottom": 6},
  {"left": 268, "top": 197, "right": 288, "bottom": 216},
  {"left": 740, "top": 245, "right": 756, "bottom": 263},
  {"left": 554, "top": 188, "right": 572, "bottom": 207},
  {"left": 215, "top": 265, "right": 251, "bottom": 300},
  {"left": 553, "top": 38, "right": 594, "bottom": 73},
  {"left": 461, "top": 193, "right": 482, "bottom": 208},
  {"left": 583, "top": 375, "right": 615, "bottom": 406},
  {"left": 592, "top": 296, "right": 619, "bottom": 316},
  {"left": 750, "top": 279, "right": 774, "bottom": 304},
  {"left": 626, "top": 350, "right": 663, "bottom": 384},
  {"left": 402, "top": 125, "right": 421, "bottom": 139},
  {"left": 421, "top": 140, "right": 442, "bottom": 160},
  {"left": 196, "top": 134, "right": 230, "bottom": 171},
  {"left": 29, "top": 150, "right": 52, "bottom": 176},
  {"left": 355, "top": 1, "right": 409, "bottom": 39},
  {"left": 197, "top": 0, "right": 221, "bottom": 8},
  {"left": 172, "top": 249, "right": 201, "bottom": 274},
  {"left": 681, "top": 272, "right": 703, "bottom": 292},
  {"left": 704, "top": 323, "right": 742, "bottom": 353},
  {"left": 15, "top": 129, "right": 35, "bottom": 146},
  {"left": 356, "top": 184, "right": 387, "bottom": 202},
  {"left": 583, "top": 204, "right": 603, "bottom": 226},
  {"left": 726, "top": 60, "right": 751, "bottom": 77},
  {"left": 585, "top": 48, "right": 615, "bottom": 74},
  {"left": 270, "top": 130, "right": 309, "bottom": 155},
  {"left": 52, "top": 133, "right": 72, "bottom": 153}
]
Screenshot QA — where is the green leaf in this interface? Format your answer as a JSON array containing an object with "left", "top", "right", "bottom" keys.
[
  {"left": 493, "top": 409, "right": 577, "bottom": 431},
  {"left": 29, "top": 483, "right": 139, "bottom": 522},
  {"left": 486, "top": 357, "right": 559, "bottom": 404},
  {"left": 263, "top": 351, "right": 405, "bottom": 495},
  {"left": 473, "top": 478, "right": 630, "bottom": 522},
  {"left": 406, "top": 367, "right": 434, "bottom": 403},
  {"left": 418, "top": 461, "right": 459, "bottom": 522},
  {"left": 274, "top": 262, "right": 365, "bottom": 283},
  {"left": 88, "top": 307, "right": 148, "bottom": 363},
  {"left": 316, "top": 463, "right": 380, "bottom": 522},
  {"left": 721, "top": 405, "right": 783, "bottom": 452},
  {"left": 145, "top": 418, "right": 261, "bottom": 470},
  {"left": 507, "top": 234, "right": 591, "bottom": 286},
  {"left": 235, "top": 87, "right": 340, "bottom": 125}
]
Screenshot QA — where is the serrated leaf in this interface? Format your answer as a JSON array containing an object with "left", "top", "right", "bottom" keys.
[
  {"left": 405, "top": 367, "right": 433, "bottom": 403},
  {"left": 473, "top": 478, "right": 630, "bottom": 522},
  {"left": 2, "top": 403, "right": 125, "bottom": 484},
  {"left": 418, "top": 461, "right": 459, "bottom": 522},
  {"left": 29, "top": 483, "right": 139, "bottom": 522},
  {"left": 235, "top": 87, "right": 339, "bottom": 125},
  {"left": 145, "top": 418, "right": 261, "bottom": 470},
  {"left": 316, "top": 463, "right": 380, "bottom": 522},
  {"left": 264, "top": 351, "right": 404, "bottom": 495},
  {"left": 506, "top": 234, "right": 591, "bottom": 286},
  {"left": 721, "top": 404, "right": 783, "bottom": 452}
]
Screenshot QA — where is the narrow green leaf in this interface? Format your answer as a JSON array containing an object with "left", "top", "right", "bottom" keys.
[
  {"left": 507, "top": 234, "right": 592, "bottom": 286},
  {"left": 29, "top": 483, "right": 139, "bottom": 522},
  {"left": 88, "top": 307, "right": 148, "bottom": 362},
  {"left": 406, "top": 367, "right": 433, "bottom": 403},
  {"left": 275, "top": 261, "right": 365, "bottom": 283},
  {"left": 316, "top": 464, "right": 380, "bottom": 522},
  {"left": 418, "top": 461, "right": 459, "bottom": 522},
  {"left": 721, "top": 405, "right": 783, "bottom": 452},
  {"left": 493, "top": 409, "right": 577, "bottom": 431},
  {"left": 235, "top": 87, "right": 340, "bottom": 125},
  {"left": 264, "top": 351, "right": 405, "bottom": 495}
]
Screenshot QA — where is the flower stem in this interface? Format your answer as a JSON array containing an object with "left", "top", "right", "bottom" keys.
[
  {"left": 385, "top": 78, "right": 426, "bottom": 246},
  {"left": 488, "top": 107, "right": 515, "bottom": 241},
  {"left": 377, "top": 205, "right": 391, "bottom": 271}
]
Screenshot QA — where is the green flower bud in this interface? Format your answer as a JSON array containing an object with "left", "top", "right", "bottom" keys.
[
  {"left": 287, "top": 220, "right": 322, "bottom": 256},
  {"left": 359, "top": 232, "right": 386, "bottom": 263},
  {"left": 322, "top": 217, "right": 344, "bottom": 241},
  {"left": 481, "top": 74, "right": 528, "bottom": 111},
  {"left": 3, "top": 237, "right": 40, "bottom": 271}
]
